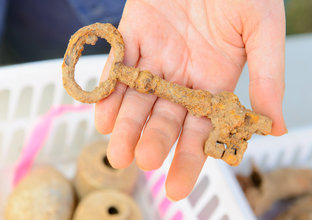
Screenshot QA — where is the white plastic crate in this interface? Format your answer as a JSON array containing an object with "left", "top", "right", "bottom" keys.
[{"left": 0, "top": 55, "right": 311, "bottom": 220}]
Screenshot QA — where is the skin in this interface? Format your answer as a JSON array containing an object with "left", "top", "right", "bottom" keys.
[{"left": 95, "top": 0, "right": 287, "bottom": 201}]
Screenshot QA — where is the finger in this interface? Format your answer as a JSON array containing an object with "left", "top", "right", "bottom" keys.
[
  {"left": 107, "top": 58, "right": 162, "bottom": 169},
  {"left": 95, "top": 53, "right": 127, "bottom": 134},
  {"left": 95, "top": 24, "right": 140, "bottom": 134},
  {"left": 166, "top": 114, "right": 212, "bottom": 201},
  {"left": 244, "top": 2, "right": 287, "bottom": 136},
  {"left": 135, "top": 98, "right": 187, "bottom": 170}
]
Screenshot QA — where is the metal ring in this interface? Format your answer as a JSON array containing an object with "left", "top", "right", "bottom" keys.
[{"left": 62, "top": 23, "right": 125, "bottom": 103}]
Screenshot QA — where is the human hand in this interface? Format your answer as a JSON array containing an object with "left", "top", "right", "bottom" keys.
[{"left": 95, "top": 0, "right": 287, "bottom": 201}]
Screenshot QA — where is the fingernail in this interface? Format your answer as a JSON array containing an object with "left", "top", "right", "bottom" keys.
[{"left": 166, "top": 194, "right": 178, "bottom": 202}]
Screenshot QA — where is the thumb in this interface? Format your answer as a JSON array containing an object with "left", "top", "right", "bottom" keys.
[{"left": 244, "top": 1, "right": 287, "bottom": 136}]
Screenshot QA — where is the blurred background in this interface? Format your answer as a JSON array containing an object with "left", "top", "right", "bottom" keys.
[
  {"left": 0, "top": 0, "right": 126, "bottom": 64},
  {"left": 285, "top": 0, "right": 312, "bottom": 35}
]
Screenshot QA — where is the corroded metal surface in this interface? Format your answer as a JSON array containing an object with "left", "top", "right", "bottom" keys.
[{"left": 62, "top": 23, "right": 272, "bottom": 166}]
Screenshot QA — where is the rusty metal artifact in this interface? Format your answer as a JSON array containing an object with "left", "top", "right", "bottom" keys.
[{"left": 62, "top": 23, "right": 272, "bottom": 166}]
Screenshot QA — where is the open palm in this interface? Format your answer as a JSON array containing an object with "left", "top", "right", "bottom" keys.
[{"left": 95, "top": 0, "right": 286, "bottom": 201}]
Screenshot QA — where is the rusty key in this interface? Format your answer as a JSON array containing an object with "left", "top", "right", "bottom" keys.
[{"left": 62, "top": 23, "right": 272, "bottom": 166}]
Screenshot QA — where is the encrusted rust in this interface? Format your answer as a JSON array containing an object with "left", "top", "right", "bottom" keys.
[{"left": 62, "top": 23, "right": 272, "bottom": 166}]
